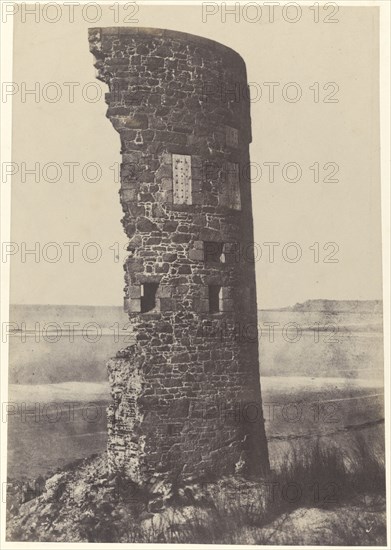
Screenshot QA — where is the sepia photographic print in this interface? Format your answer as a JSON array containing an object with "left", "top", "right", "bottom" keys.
[{"left": 1, "top": 1, "right": 390, "bottom": 547}]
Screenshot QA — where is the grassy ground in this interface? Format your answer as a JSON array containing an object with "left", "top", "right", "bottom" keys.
[{"left": 6, "top": 433, "right": 386, "bottom": 544}]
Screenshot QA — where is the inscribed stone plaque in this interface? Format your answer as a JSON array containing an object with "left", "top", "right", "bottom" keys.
[{"left": 172, "top": 154, "right": 192, "bottom": 204}]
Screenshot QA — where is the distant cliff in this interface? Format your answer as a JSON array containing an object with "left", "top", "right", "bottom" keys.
[{"left": 280, "top": 300, "right": 382, "bottom": 314}]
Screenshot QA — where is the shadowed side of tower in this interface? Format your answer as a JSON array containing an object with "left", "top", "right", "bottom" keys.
[{"left": 88, "top": 27, "right": 269, "bottom": 484}]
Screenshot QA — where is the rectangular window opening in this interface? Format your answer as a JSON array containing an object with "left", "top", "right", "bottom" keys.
[
  {"left": 140, "top": 283, "right": 159, "bottom": 313},
  {"left": 209, "top": 285, "right": 222, "bottom": 313},
  {"left": 204, "top": 241, "right": 225, "bottom": 263}
]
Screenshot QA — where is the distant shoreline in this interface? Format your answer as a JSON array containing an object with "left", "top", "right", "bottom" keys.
[{"left": 9, "top": 299, "right": 383, "bottom": 312}]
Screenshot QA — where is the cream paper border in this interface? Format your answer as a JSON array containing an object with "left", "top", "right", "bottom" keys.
[{"left": 0, "top": 1, "right": 389, "bottom": 549}]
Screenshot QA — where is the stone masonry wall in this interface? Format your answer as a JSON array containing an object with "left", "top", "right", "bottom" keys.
[{"left": 88, "top": 27, "right": 269, "bottom": 484}]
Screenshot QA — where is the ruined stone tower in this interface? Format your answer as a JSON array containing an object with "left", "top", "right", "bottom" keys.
[{"left": 88, "top": 27, "right": 269, "bottom": 483}]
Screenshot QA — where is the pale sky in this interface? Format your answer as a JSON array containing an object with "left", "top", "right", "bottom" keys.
[{"left": 8, "top": 4, "right": 382, "bottom": 309}]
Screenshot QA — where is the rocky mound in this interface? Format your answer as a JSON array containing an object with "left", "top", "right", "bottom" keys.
[{"left": 6, "top": 452, "right": 386, "bottom": 545}]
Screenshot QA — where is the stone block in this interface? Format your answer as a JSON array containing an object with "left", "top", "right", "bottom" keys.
[
  {"left": 126, "top": 258, "right": 144, "bottom": 274},
  {"left": 121, "top": 163, "right": 138, "bottom": 182},
  {"left": 157, "top": 286, "right": 172, "bottom": 298},
  {"left": 128, "top": 285, "right": 141, "bottom": 298},
  {"left": 125, "top": 114, "right": 149, "bottom": 129},
  {"left": 159, "top": 298, "right": 175, "bottom": 312},
  {"left": 171, "top": 352, "right": 190, "bottom": 364},
  {"left": 136, "top": 217, "right": 159, "bottom": 232},
  {"left": 160, "top": 177, "right": 173, "bottom": 190},
  {"left": 189, "top": 249, "right": 204, "bottom": 261},
  {"left": 162, "top": 253, "right": 177, "bottom": 262},
  {"left": 120, "top": 188, "right": 137, "bottom": 202},
  {"left": 160, "top": 153, "right": 172, "bottom": 165},
  {"left": 145, "top": 56, "right": 164, "bottom": 70},
  {"left": 128, "top": 298, "right": 141, "bottom": 313},
  {"left": 193, "top": 240, "right": 204, "bottom": 250},
  {"left": 155, "top": 263, "right": 169, "bottom": 274},
  {"left": 172, "top": 233, "right": 190, "bottom": 244},
  {"left": 156, "top": 165, "right": 172, "bottom": 181},
  {"left": 127, "top": 203, "right": 145, "bottom": 217}
]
